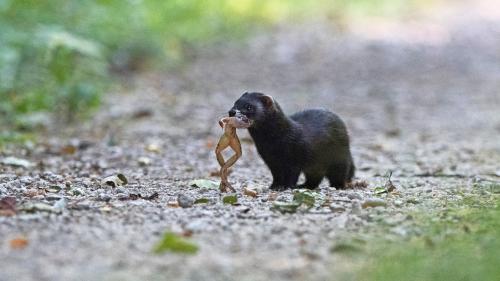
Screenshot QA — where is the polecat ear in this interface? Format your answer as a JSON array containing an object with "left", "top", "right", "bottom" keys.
[{"left": 260, "top": 95, "right": 274, "bottom": 109}]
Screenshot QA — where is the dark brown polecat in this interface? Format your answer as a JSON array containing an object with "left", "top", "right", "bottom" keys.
[{"left": 229, "top": 92, "right": 355, "bottom": 190}]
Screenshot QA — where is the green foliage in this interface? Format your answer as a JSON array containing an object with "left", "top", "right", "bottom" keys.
[
  {"left": 0, "top": 0, "right": 291, "bottom": 128},
  {"left": 0, "top": 0, "right": 433, "bottom": 130},
  {"left": 222, "top": 194, "right": 238, "bottom": 205},
  {"left": 355, "top": 197, "right": 500, "bottom": 281},
  {"left": 153, "top": 232, "right": 199, "bottom": 254}
]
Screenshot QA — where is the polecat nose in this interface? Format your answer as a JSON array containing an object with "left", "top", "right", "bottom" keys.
[{"left": 228, "top": 109, "right": 236, "bottom": 117}]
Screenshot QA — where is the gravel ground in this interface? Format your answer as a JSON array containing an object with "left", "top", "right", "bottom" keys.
[{"left": 1, "top": 1, "right": 500, "bottom": 281}]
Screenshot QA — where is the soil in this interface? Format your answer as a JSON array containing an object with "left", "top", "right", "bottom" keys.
[{"left": 1, "top": 1, "right": 499, "bottom": 280}]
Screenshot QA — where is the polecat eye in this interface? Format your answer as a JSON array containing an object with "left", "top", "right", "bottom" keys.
[{"left": 246, "top": 104, "right": 253, "bottom": 111}]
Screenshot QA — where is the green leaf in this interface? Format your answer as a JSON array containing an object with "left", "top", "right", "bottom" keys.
[
  {"left": 153, "top": 232, "right": 198, "bottom": 254},
  {"left": 116, "top": 173, "right": 128, "bottom": 185},
  {"left": 189, "top": 179, "right": 218, "bottom": 189},
  {"left": 194, "top": 198, "right": 209, "bottom": 204},
  {"left": 293, "top": 189, "right": 325, "bottom": 208},
  {"left": 374, "top": 186, "right": 387, "bottom": 195},
  {"left": 222, "top": 195, "right": 238, "bottom": 205},
  {"left": 271, "top": 201, "right": 301, "bottom": 214}
]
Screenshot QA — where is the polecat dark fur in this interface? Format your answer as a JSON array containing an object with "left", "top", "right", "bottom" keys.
[{"left": 229, "top": 92, "right": 355, "bottom": 190}]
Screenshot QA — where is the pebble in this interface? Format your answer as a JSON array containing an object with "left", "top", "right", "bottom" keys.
[
  {"left": 329, "top": 203, "right": 346, "bottom": 213},
  {"left": 46, "top": 195, "right": 63, "bottom": 201},
  {"left": 347, "top": 193, "right": 363, "bottom": 200},
  {"left": 350, "top": 200, "right": 362, "bottom": 215},
  {"left": 98, "top": 193, "right": 112, "bottom": 202},
  {"left": 362, "top": 198, "right": 387, "bottom": 208},
  {"left": 394, "top": 200, "right": 404, "bottom": 207},
  {"left": 177, "top": 194, "right": 195, "bottom": 208},
  {"left": 116, "top": 187, "right": 127, "bottom": 194},
  {"left": 185, "top": 219, "right": 208, "bottom": 233},
  {"left": 53, "top": 198, "right": 67, "bottom": 211},
  {"left": 71, "top": 188, "right": 85, "bottom": 196}
]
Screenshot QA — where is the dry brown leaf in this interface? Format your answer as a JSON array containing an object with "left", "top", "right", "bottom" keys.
[
  {"left": 60, "top": 145, "right": 77, "bottom": 155},
  {"left": 243, "top": 187, "right": 258, "bottom": 198},
  {"left": 10, "top": 237, "right": 28, "bottom": 249}
]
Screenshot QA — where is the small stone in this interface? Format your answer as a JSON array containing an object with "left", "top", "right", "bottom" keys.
[
  {"left": 362, "top": 198, "right": 387, "bottom": 208},
  {"left": 185, "top": 219, "right": 208, "bottom": 233},
  {"left": 46, "top": 195, "right": 62, "bottom": 201},
  {"left": 406, "top": 198, "right": 420, "bottom": 204},
  {"left": 350, "top": 200, "right": 362, "bottom": 215},
  {"left": 53, "top": 198, "right": 67, "bottom": 211},
  {"left": 330, "top": 203, "right": 346, "bottom": 213},
  {"left": 177, "top": 194, "right": 195, "bottom": 208},
  {"left": 98, "top": 193, "right": 112, "bottom": 202},
  {"left": 72, "top": 201, "right": 91, "bottom": 210},
  {"left": 394, "top": 200, "right": 404, "bottom": 207},
  {"left": 71, "top": 188, "right": 85, "bottom": 196},
  {"left": 347, "top": 193, "right": 363, "bottom": 200},
  {"left": 138, "top": 157, "right": 152, "bottom": 166},
  {"left": 167, "top": 201, "right": 179, "bottom": 207}
]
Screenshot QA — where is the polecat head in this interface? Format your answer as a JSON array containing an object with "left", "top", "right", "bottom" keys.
[{"left": 228, "top": 92, "right": 279, "bottom": 126}]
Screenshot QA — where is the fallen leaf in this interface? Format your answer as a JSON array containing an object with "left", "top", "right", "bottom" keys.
[
  {"left": 10, "top": 237, "right": 29, "bottom": 249},
  {"left": 60, "top": 145, "right": 77, "bottom": 155},
  {"left": 194, "top": 198, "right": 210, "bottom": 204},
  {"left": 293, "top": 190, "right": 316, "bottom": 208},
  {"left": 0, "top": 157, "right": 34, "bottom": 168},
  {"left": 243, "top": 187, "right": 258, "bottom": 198},
  {"left": 46, "top": 185, "right": 63, "bottom": 193},
  {"left": 145, "top": 144, "right": 161, "bottom": 153},
  {"left": 132, "top": 108, "right": 153, "bottom": 119},
  {"left": 0, "top": 196, "right": 17, "bottom": 216},
  {"left": 293, "top": 189, "right": 325, "bottom": 208},
  {"left": 119, "top": 192, "right": 159, "bottom": 201},
  {"left": 137, "top": 157, "right": 152, "bottom": 166},
  {"left": 205, "top": 138, "right": 215, "bottom": 149},
  {"left": 189, "top": 179, "right": 218, "bottom": 189},
  {"left": 101, "top": 173, "right": 128, "bottom": 187},
  {"left": 271, "top": 201, "right": 301, "bottom": 213},
  {"left": 374, "top": 186, "right": 387, "bottom": 195},
  {"left": 331, "top": 243, "right": 360, "bottom": 253},
  {"left": 153, "top": 232, "right": 198, "bottom": 254},
  {"left": 222, "top": 194, "right": 238, "bottom": 205},
  {"left": 373, "top": 172, "right": 396, "bottom": 194}
]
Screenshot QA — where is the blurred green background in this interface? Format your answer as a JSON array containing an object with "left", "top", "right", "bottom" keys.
[{"left": 0, "top": 0, "right": 429, "bottom": 134}]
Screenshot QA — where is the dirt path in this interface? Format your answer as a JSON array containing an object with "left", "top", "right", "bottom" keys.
[{"left": 1, "top": 1, "right": 500, "bottom": 281}]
